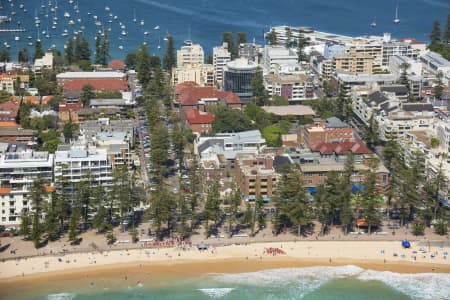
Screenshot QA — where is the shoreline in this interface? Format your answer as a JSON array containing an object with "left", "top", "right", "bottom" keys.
[{"left": 1, "top": 240, "right": 449, "bottom": 280}]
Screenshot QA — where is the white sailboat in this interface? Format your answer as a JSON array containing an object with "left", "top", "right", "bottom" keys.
[
  {"left": 370, "top": 17, "right": 376, "bottom": 28},
  {"left": 133, "top": 9, "right": 136, "bottom": 23},
  {"left": 394, "top": 5, "right": 400, "bottom": 24}
]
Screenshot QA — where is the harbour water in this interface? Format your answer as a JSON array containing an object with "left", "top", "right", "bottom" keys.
[
  {"left": 5, "top": 265, "right": 449, "bottom": 300},
  {"left": 0, "top": 0, "right": 449, "bottom": 60}
]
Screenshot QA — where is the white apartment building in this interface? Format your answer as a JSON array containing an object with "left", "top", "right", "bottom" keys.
[
  {"left": 352, "top": 88, "right": 434, "bottom": 141},
  {"left": 54, "top": 144, "right": 113, "bottom": 190},
  {"left": 382, "top": 40, "right": 417, "bottom": 66},
  {"left": 420, "top": 51, "right": 450, "bottom": 84},
  {"left": 0, "top": 150, "right": 54, "bottom": 225},
  {"left": 176, "top": 41, "right": 204, "bottom": 67},
  {"left": 213, "top": 43, "right": 231, "bottom": 87},
  {"left": 34, "top": 52, "right": 54, "bottom": 75},
  {"left": 262, "top": 45, "right": 298, "bottom": 74}
]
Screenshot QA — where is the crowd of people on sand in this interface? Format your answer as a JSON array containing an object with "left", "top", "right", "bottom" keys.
[
  {"left": 142, "top": 239, "right": 192, "bottom": 248},
  {"left": 264, "top": 247, "right": 286, "bottom": 255}
]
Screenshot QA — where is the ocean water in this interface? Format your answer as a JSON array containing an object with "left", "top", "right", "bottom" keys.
[
  {"left": 16, "top": 266, "right": 450, "bottom": 300},
  {"left": 0, "top": 0, "right": 449, "bottom": 60}
]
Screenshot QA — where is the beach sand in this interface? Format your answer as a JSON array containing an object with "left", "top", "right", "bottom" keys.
[{"left": 1, "top": 240, "right": 449, "bottom": 280}]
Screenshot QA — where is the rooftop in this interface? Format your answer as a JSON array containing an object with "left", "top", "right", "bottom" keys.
[
  {"left": 185, "top": 108, "right": 215, "bottom": 124},
  {"left": 176, "top": 81, "right": 241, "bottom": 106},
  {"left": 262, "top": 105, "right": 316, "bottom": 116},
  {"left": 63, "top": 79, "right": 128, "bottom": 91},
  {"left": 57, "top": 71, "right": 126, "bottom": 80}
]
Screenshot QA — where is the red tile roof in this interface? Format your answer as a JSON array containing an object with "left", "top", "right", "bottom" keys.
[
  {"left": 311, "top": 140, "right": 372, "bottom": 155},
  {"left": 63, "top": 79, "right": 128, "bottom": 91},
  {"left": 59, "top": 101, "right": 83, "bottom": 112},
  {"left": 0, "top": 187, "right": 11, "bottom": 194},
  {"left": 185, "top": 108, "right": 215, "bottom": 124},
  {"left": 108, "top": 59, "right": 125, "bottom": 70},
  {"left": 0, "top": 100, "right": 19, "bottom": 121},
  {"left": 176, "top": 82, "right": 241, "bottom": 106},
  {"left": 0, "top": 121, "right": 20, "bottom": 127}
]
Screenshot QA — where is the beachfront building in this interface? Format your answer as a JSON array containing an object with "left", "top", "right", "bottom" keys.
[
  {"left": 0, "top": 149, "right": 54, "bottom": 225},
  {"left": 345, "top": 38, "right": 383, "bottom": 72},
  {"left": 323, "top": 42, "right": 346, "bottom": 60},
  {"left": 54, "top": 143, "right": 113, "bottom": 191},
  {"left": 335, "top": 72, "right": 399, "bottom": 96},
  {"left": 235, "top": 153, "right": 278, "bottom": 201},
  {"left": 223, "top": 58, "right": 260, "bottom": 102},
  {"left": 213, "top": 43, "right": 231, "bottom": 87},
  {"left": 196, "top": 130, "right": 267, "bottom": 179},
  {"left": 0, "top": 74, "right": 14, "bottom": 94},
  {"left": 291, "top": 140, "right": 389, "bottom": 192}
]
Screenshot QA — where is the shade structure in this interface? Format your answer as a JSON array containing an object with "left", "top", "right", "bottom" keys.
[{"left": 197, "top": 242, "right": 208, "bottom": 250}]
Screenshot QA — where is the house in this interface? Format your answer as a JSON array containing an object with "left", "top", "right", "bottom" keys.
[
  {"left": 0, "top": 100, "right": 19, "bottom": 123},
  {"left": 0, "top": 128, "right": 36, "bottom": 144},
  {"left": 185, "top": 108, "right": 215, "bottom": 134},
  {"left": 175, "top": 81, "right": 242, "bottom": 123},
  {"left": 108, "top": 59, "right": 126, "bottom": 71},
  {"left": 58, "top": 101, "right": 83, "bottom": 123}
]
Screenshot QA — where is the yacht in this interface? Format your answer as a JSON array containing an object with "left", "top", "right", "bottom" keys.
[
  {"left": 133, "top": 9, "right": 136, "bottom": 22},
  {"left": 118, "top": 45, "right": 123, "bottom": 50},
  {"left": 394, "top": 5, "right": 400, "bottom": 24},
  {"left": 121, "top": 30, "right": 126, "bottom": 36},
  {"left": 95, "top": 21, "right": 101, "bottom": 26},
  {"left": 63, "top": 11, "right": 69, "bottom": 18},
  {"left": 61, "top": 29, "right": 68, "bottom": 36},
  {"left": 154, "top": 25, "right": 159, "bottom": 30},
  {"left": 14, "top": 36, "right": 19, "bottom": 41},
  {"left": 370, "top": 17, "right": 376, "bottom": 28},
  {"left": 68, "top": 19, "right": 75, "bottom": 25},
  {"left": 140, "top": 20, "right": 144, "bottom": 26},
  {"left": 144, "top": 31, "right": 149, "bottom": 35}
]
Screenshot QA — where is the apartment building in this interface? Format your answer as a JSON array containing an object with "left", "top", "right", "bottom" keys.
[
  {"left": 346, "top": 39, "right": 383, "bottom": 72},
  {"left": 298, "top": 117, "right": 354, "bottom": 148},
  {"left": 333, "top": 53, "right": 374, "bottom": 75},
  {"left": 176, "top": 41, "right": 204, "bottom": 67},
  {"left": 54, "top": 144, "right": 113, "bottom": 190},
  {"left": 0, "top": 150, "right": 54, "bottom": 225},
  {"left": 262, "top": 45, "right": 298, "bottom": 74},
  {"left": 213, "top": 43, "right": 231, "bottom": 87},
  {"left": 235, "top": 153, "right": 278, "bottom": 201},
  {"left": 264, "top": 71, "right": 314, "bottom": 102},
  {"left": 420, "top": 51, "right": 450, "bottom": 84}
]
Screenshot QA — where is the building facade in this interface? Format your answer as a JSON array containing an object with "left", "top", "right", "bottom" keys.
[
  {"left": 223, "top": 58, "right": 260, "bottom": 102},
  {"left": 0, "top": 150, "right": 54, "bottom": 225}
]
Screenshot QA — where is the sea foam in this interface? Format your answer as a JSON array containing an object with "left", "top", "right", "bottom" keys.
[
  {"left": 357, "top": 270, "right": 450, "bottom": 300},
  {"left": 198, "top": 288, "right": 235, "bottom": 298},
  {"left": 47, "top": 293, "right": 76, "bottom": 300},
  {"left": 212, "top": 265, "right": 450, "bottom": 299}
]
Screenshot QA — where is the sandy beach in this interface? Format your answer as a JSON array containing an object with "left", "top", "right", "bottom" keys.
[{"left": 1, "top": 240, "right": 449, "bottom": 282}]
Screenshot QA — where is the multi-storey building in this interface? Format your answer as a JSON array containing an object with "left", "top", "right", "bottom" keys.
[
  {"left": 223, "top": 58, "right": 260, "bottom": 102},
  {"left": 420, "top": 51, "right": 450, "bottom": 84},
  {"left": 262, "top": 45, "right": 298, "bottom": 74},
  {"left": 239, "top": 43, "right": 259, "bottom": 63},
  {"left": 382, "top": 40, "right": 418, "bottom": 66},
  {"left": 212, "top": 43, "right": 231, "bottom": 87},
  {"left": 264, "top": 71, "right": 314, "bottom": 102},
  {"left": 0, "top": 150, "right": 54, "bottom": 225},
  {"left": 172, "top": 64, "right": 214, "bottom": 87},
  {"left": 235, "top": 153, "right": 278, "bottom": 201},
  {"left": 54, "top": 144, "right": 113, "bottom": 190},
  {"left": 333, "top": 53, "right": 374, "bottom": 75},
  {"left": 298, "top": 117, "right": 354, "bottom": 148},
  {"left": 346, "top": 39, "right": 383, "bottom": 73},
  {"left": 176, "top": 41, "right": 204, "bottom": 67}
]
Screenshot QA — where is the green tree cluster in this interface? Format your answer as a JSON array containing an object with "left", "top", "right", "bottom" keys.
[{"left": 428, "top": 15, "right": 450, "bottom": 60}]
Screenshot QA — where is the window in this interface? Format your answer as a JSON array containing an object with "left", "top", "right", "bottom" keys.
[
  {"left": 23, "top": 201, "right": 27, "bottom": 206},
  {"left": 9, "top": 201, "right": 14, "bottom": 206}
]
